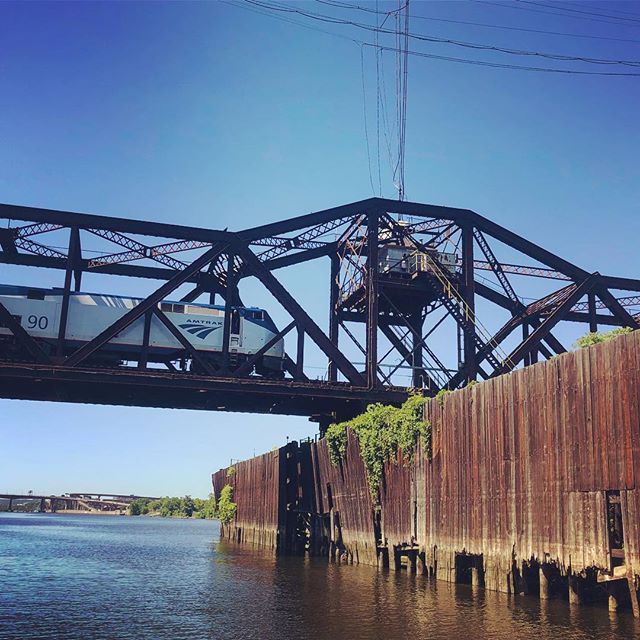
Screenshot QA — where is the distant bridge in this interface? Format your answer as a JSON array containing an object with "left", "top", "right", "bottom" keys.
[
  {"left": 66, "top": 492, "right": 160, "bottom": 502},
  {"left": 1, "top": 198, "right": 638, "bottom": 429},
  {"left": 0, "top": 492, "right": 158, "bottom": 513}
]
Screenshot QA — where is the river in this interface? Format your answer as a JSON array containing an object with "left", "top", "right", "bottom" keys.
[{"left": 0, "top": 512, "right": 637, "bottom": 639}]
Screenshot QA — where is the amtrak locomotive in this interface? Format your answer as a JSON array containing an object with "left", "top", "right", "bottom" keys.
[{"left": 0, "top": 285, "right": 285, "bottom": 377}]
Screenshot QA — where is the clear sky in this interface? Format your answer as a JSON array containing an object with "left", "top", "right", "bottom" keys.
[{"left": 1, "top": 0, "right": 639, "bottom": 497}]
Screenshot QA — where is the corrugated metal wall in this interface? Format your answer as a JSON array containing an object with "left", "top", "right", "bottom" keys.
[{"left": 212, "top": 331, "right": 640, "bottom": 597}]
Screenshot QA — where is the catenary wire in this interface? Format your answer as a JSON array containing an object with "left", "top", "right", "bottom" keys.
[
  {"left": 242, "top": 0, "right": 640, "bottom": 66},
  {"left": 515, "top": 0, "right": 640, "bottom": 24},
  {"left": 360, "top": 46, "right": 377, "bottom": 195},
  {"left": 314, "top": 0, "right": 640, "bottom": 44},
  {"left": 474, "top": 0, "right": 640, "bottom": 28},
  {"left": 225, "top": 1, "right": 640, "bottom": 75}
]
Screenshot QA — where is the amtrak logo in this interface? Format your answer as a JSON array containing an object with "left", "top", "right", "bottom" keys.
[{"left": 178, "top": 322, "right": 221, "bottom": 340}]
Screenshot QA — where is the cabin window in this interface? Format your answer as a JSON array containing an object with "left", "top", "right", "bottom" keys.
[
  {"left": 231, "top": 309, "right": 240, "bottom": 334},
  {"left": 251, "top": 310, "right": 264, "bottom": 321},
  {"left": 187, "top": 305, "right": 219, "bottom": 316},
  {"left": 27, "top": 289, "right": 45, "bottom": 300},
  {"left": 159, "top": 303, "right": 185, "bottom": 314}
]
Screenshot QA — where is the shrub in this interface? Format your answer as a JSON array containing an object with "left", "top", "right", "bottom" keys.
[
  {"left": 217, "top": 485, "right": 237, "bottom": 524},
  {"left": 574, "top": 326, "right": 633, "bottom": 349}
]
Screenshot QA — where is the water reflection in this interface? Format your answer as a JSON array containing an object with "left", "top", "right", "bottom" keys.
[
  {"left": 1, "top": 514, "right": 638, "bottom": 640},
  {"left": 213, "top": 541, "right": 639, "bottom": 640}
]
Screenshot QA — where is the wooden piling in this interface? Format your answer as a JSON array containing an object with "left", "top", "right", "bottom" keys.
[
  {"left": 627, "top": 567, "right": 639, "bottom": 618},
  {"left": 539, "top": 566, "right": 550, "bottom": 600},
  {"left": 568, "top": 573, "right": 581, "bottom": 606}
]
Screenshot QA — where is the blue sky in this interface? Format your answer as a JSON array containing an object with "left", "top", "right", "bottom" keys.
[{"left": 1, "top": 0, "right": 639, "bottom": 497}]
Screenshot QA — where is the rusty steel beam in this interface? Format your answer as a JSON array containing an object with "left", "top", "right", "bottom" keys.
[
  {"left": 56, "top": 227, "right": 81, "bottom": 357},
  {"left": 596, "top": 286, "right": 640, "bottom": 329},
  {"left": 493, "top": 274, "right": 599, "bottom": 376},
  {"left": 237, "top": 243, "right": 365, "bottom": 386},
  {"left": 256, "top": 242, "right": 338, "bottom": 272},
  {"left": 461, "top": 222, "right": 476, "bottom": 382},
  {"left": 366, "top": 210, "right": 379, "bottom": 388},
  {"left": 474, "top": 261, "right": 569, "bottom": 281},
  {"left": 0, "top": 203, "right": 231, "bottom": 244},
  {"left": 14, "top": 237, "right": 66, "bottom": 259},
  {"left": 237, "top": 200, "right": 372, "bottom": 243},
  {"left": 380, "top": 324, "right": 438, "bottom": 390},
  {"left": 87, "top": 228, "right": 188, "bottom": 271},
  {"left": 14, "top": 222, "right": 64, "bottom": 238}
]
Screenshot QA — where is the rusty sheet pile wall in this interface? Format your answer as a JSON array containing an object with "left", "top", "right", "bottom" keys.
[
  {"left": 212, "top": 447, "right": 283, "bottom": 548},
  {"left": 213, "top": 331, "right": 640, "bottom": 607},
  {"left": 312, "top": 431, "right": 378, "bottom": 565},
  {"left": 416, "top": 330, "right": 640, "bottom": 591}
]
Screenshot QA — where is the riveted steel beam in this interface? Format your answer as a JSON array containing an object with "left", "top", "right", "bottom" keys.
[{"left": 236, "top": 243, "right": 365, "bottom": 386}]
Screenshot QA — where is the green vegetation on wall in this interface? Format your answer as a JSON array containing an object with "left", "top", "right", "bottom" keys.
[
  {"left": 435, "top": 388, "right": 450, "bottom": 407},
  {"left": 574, "top": 327, "right": 633, "bottom": 349},
  {"left": 217, "top": 485, "right": 237, "bottom": 524},
  {"left": 325, "top": 394, "right": 430, "bottom": 498}
]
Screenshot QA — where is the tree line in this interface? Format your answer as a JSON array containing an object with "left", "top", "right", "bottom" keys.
[
  {"left": 128, "top": 486, "right": 236, "bottom": 523},
  {"left": 128, "top": 494, "right": 217, "bottom": 518}
]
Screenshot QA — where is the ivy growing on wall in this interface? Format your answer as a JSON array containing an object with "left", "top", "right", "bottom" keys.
[
  {"left": 325, "top": 394, "right": 430, "bottom": 498},
  {"left": 217, "top": 484, "right": 237, "bottom": 524}
]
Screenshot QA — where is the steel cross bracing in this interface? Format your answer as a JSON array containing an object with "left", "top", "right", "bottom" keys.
[{"left": 1, "top": 198, "right": 639, "bottom": 426}]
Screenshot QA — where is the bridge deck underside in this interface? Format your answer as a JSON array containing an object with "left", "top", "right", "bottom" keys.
[{"left": 0, "top": 361, "right": 407, "bottom": 417}]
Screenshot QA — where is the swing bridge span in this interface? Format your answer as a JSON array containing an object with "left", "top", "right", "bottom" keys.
[{"left": 1, "top": 197, "right": 639, "bottom": 429}]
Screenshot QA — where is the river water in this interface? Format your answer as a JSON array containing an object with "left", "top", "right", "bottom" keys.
[{"left": 0, "top": 512, "right": 638, "bottom": 639}]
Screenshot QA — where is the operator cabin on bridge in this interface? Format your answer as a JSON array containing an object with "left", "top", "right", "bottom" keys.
[{"left": 0, "top": 285, "right": 285, "bottom": 377}]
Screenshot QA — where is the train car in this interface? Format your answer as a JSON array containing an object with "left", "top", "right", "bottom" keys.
[{"left": 0, "top": 285, "right": 285, "bottom": 377}]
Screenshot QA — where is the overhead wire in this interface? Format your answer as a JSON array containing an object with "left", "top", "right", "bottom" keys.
[
  {"left": 242, "top": 0, "right": 640, "bottom": 67},
  {"left": 375, "top": 0, "right": 382, "bottom": 195},
  {"left": 315, "top": 0, "right": 640, "bottom": 44},
  {"left": 398, "top": 0, "right": 409, "bottom": 200},
  {"left": 585, "top": 3, "right": 640, "bottom": 19},
  {"left": 515, "top": 0, "right": 640, "bottom": 24},
  {"left": 223, "top": 0, "right": 360, "bottom": 43},
  {"left": 227, "top": 0, "right": 640, "bottom": 75},
  {"left": 372, "top": 43, "right": 640, "bottom": 76},
  {"left": 474, "top": 0, "right": 640, "bottom": 28},
  {"left": 360, "top": 46, "right": 377, "bottom": 196}
]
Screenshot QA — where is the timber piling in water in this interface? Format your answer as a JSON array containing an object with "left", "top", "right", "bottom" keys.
[{"left": 213, "top": 331, "right": 640, "bottom": 616}]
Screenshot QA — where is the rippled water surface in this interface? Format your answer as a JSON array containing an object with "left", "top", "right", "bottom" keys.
[{"left": 1, "top": 513, "right": 638, "bottom": 639}]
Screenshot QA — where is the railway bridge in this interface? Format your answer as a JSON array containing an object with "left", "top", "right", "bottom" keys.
[{"left": 1, "top": 198, "right": 639, "bottom": 429}]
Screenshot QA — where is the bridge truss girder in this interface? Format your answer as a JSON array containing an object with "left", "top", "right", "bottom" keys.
[{"left": 0, "top": 198, "right": 639, "bottom": 425}]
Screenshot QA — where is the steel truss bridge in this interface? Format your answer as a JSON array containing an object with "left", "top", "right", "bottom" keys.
[{"left": 1, "top": 198, "right": 639, "bottom": 428}]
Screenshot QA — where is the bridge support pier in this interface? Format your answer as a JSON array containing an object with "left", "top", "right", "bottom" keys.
[{"left": 8, "top": 497, "right": 12, "bottom": 512}]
